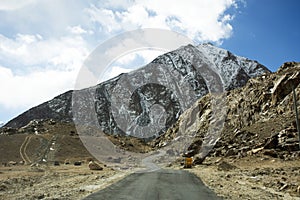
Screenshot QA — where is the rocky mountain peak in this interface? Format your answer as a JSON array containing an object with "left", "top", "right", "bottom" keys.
[
  {"left": 4, "top": 44, "right": 270, "bottom": 139},
  {"left": 278, "top": 61, "right": 300, "bottom": 73}
]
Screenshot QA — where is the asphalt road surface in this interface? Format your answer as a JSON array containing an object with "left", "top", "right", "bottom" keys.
[{"left": 84, "top": 169, "right": 221, "bottom": 200}]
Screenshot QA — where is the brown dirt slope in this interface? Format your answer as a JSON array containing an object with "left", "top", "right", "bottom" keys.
[{"left": 0, "top": 120, "right": 92, "bottom": 164}]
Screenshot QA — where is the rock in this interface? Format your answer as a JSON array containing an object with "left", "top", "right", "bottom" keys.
[
  {"left": 69, "top": 131, "right": 76, "bottom": 136},
  {"left": 264, "top": 134, "right": 279, "bottom": 149},
  {"left": 53, "top": 161, "right": 60, "bottom": 166},
  {"left": 0, "top": 184, "right": 8, "bottom": 191},
  {"left": 193, "top": 156, "right": 206, "bottom": 165},
  {"left": 166, "top": 149, "right": 176, "bottom": 156},
  {"left": 86, "top": 157, "right": 94, "bottom": 162},
  {"left": 0, "top": 127, "right": 17, "bottom": 135},
  {"left": 217, "top": 161, "right": 237, "bottom": 171},
  {"left": 37, "top": 194, "right": 45, "bottom": 199},
  {"left": 166, "top": 163, "right": 173, "bottom": 167},
  {"left": 297, "top": 185, "right": 300, "bottom": 194},
  {"left": 278, "top": 62, "right": 300, "bottom": 73},
  {"left": 280, "top": 143, "right": 299, "bottom": 151},
  {"left": 113, "top": 157, "right": 121, "bottom": 163},
  {"left": 183, "top": 149, "right": 196, "bottom": 158},
  {"left": 225, "top": 148, "right": 238, "bottom": 157},
  {"left": 225, "top": 174, "right": 232, "bottom": 179},
  {"left": 263, "top": 149, "right": 278, "bottom": 158},
  {"left": 279, "top": 183, "right": 289, "bottom": 191},
  {"left": 8, "top": 161, "right": 17, "bottom": 166},
  {"left": 271, "top": 71, "right": 300, "bottom": 105},
  {"left": 74, "top": 161, "right": 82, "bottom": 166},
  {"left": 48, "top": 119, "right": 56, "bottom": 125},
  {"left": 88, "top": 161, "right": 103, "bottom": 170},
  {"left": 247, "top": 147, "right": 264, "bottom": 155}
]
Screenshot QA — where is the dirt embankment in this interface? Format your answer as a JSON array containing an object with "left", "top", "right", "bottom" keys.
[
  {"left": 186, "top": 156, "right": 300, "bottom": 200},
  {"left": 0, "top": 163, "right": 129, "bottom": 200}
]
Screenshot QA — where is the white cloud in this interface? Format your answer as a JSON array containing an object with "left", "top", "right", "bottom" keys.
[
  {"left": 0, "top": 32, "right": 89, "bottom": 112},
  {"left": 0, "top": 65, "right": 77, "bottom": 110},
  {"left": 115, "top": 53, "right": 138, "bottom": 65},
  {"left": 143, "top": 0, "right": 235, "bottom": 42},
  {"left": 0, "top": 0, "right": 37, "bottom": 11},
  {"left": 135, "top": 50, "right": 165, "bottom": 63},
  {"left": 99, "top": 0, "right": 135, "bottom": 10},
  {"left": 0, "top": 32, "right": 165, "bottom": 111},
  {"left": 68, "top": 25, "right": 93, "bottom": 35},
  {"left": 86, "top": 0, "right": 237, "bottom": 42},
  {"left": 0, "top": 33, "right": 89, "bottom": 70},
  {"left": 106, "top": 66, "right": 133, "bottom": 80},
  {"left": 114, "top": 49, "right": 164, "bottom": 66},
  {"left": 100, "top": 50, "right": 164, "bottom": 82},
  {"left": 87, "top": 5, "right": 122, "bottom": 33}
]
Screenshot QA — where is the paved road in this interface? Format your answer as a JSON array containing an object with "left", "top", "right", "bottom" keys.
[
  {"left": 84, "top": 169, "right": 221, "bottom": 200},
  {"left": 140, "top": 150, "right": 166, "bottom": 172}
]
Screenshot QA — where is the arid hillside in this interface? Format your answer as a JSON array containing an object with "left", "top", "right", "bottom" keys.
[
  {"left": 0, "top": 120, "right": 92, "bottom": 164},
  {"left": 152, "top": 62, "right": 300, "bottom": 161}
]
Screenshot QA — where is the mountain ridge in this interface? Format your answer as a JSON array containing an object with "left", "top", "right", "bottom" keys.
[{"left": 4, "top": 43, "right": 270, "bottom": 139}]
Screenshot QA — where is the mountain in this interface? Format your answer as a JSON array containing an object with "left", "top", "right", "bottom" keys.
[
  {"left": 4, "top": 43, "right": 270, "bottom": 138},
  {"left": 151, "top": 62, "right": 300, "bottom": 162},
  {"left": 0, "top": 121, "right": 4, "bottom": 127}
]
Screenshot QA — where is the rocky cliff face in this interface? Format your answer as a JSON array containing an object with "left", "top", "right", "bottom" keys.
[
  {"left": 4, "top": 44, "right": 270, "bottom": 138},
  {"left": 4, "top": 91, "right": 74, "bottom": 128},
  {"left": 152, "top": 62, "right": 300, "bottom": 161}
]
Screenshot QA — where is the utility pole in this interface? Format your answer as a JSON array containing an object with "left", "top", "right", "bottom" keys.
[{"left": 292, "top": 85, "right": 300, "bottom": 150}]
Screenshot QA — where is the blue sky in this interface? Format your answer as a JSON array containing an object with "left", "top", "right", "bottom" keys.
[
  {"left": 221, "top": 0, "right": 300, "bottom": 71},
  {"left": 0, "top": 0, "right": 299, "bottom": 124}
]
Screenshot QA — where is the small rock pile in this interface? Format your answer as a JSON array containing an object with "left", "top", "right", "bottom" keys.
[{"left": 0, "top": 119, "right": 57, "bottom": 135}]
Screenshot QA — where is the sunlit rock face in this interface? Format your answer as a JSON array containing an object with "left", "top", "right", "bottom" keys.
[{"left": 4, "top": 44, "right": 270, "bottom": 138}]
